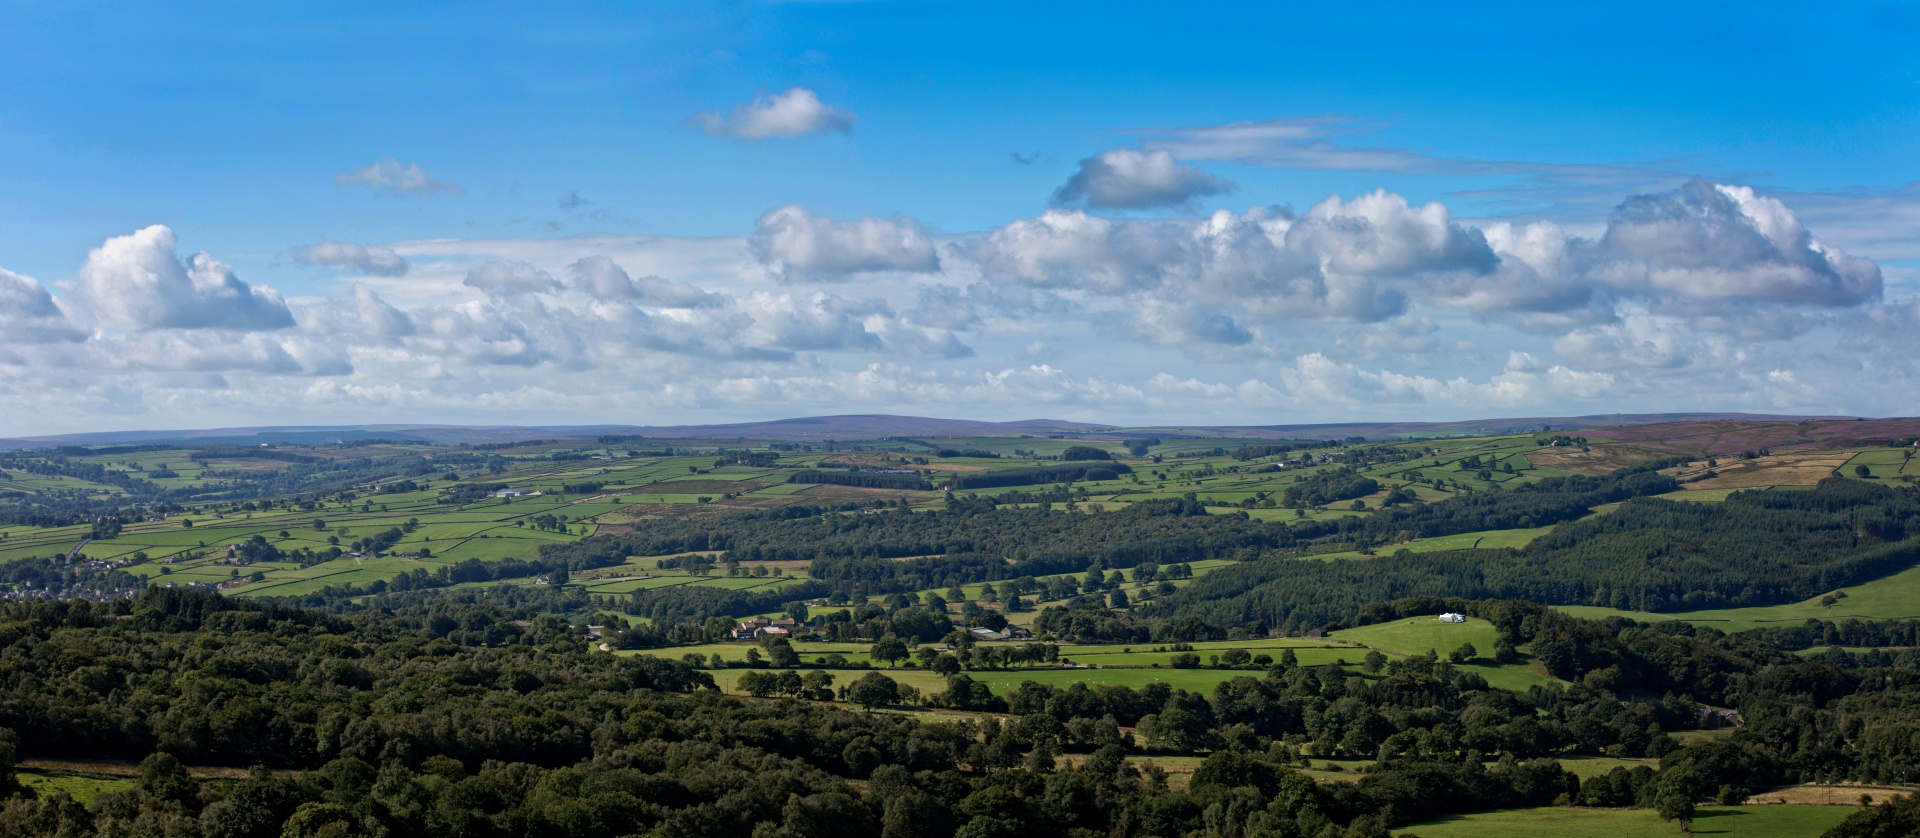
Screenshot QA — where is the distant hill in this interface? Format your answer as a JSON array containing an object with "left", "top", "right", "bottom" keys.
[{"left": 3, "top": 411, "right": 1908, "bottom": 450}]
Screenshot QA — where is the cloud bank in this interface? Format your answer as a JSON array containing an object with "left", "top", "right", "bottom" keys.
[{"left": 0, "top": 181, "right": 1909, "bottom": 434}]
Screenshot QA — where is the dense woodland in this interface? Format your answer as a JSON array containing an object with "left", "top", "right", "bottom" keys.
[
  {"left": 1148, "top": 477, "right": 1920, "bottom": 633},
  {"left": 3, "top": 440, "right": 1920, "bottom": 835},
  {"left": 0, "top": 587, "right": 1915, "bottom": 836}
]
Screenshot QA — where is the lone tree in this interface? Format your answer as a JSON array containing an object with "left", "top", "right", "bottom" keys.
[
  {"left": 846, "top": 672, "right": 901, "bottom": 709},
  {"left": 870, "top": 635, "right": 908, "bottom": 667}
]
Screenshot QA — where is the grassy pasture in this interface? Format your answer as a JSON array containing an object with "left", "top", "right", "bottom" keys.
[
  {"left": 1554, "top": 562, "right": 1920, "bottom": 631},
  {"left": 1064, "top": 638, "right": 1341, "bottom": 655},
  {"left": 17, "top": 769, "right": 138, "bottom": 804},
  {"left": 1330, "top": 616, "right": 1502, "bottom": 658},
  {"left": 1309, "top": 525, "right": 1556, "bottom": 560},
  {"left": 1392, "top": 804, "right": 1857, "bottom": 838},
  {"left": 1063, "top": 648, "right": 1359, "bottom": 669}
]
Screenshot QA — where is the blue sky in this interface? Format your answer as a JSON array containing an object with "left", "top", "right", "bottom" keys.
[{"left": 1, "top": 1, "right": 1917, "bottom": 435}]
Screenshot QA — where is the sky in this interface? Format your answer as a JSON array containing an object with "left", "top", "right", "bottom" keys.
[{"left": 1, "top": 1, "right": 1918, "bottom": 436}]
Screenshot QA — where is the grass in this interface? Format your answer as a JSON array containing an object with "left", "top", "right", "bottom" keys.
[
  {"left": 1393, "top": 804, "right": 1857, "bottom": 838},
  {"left": 1554, "top": 562, "right": 1920, "bottom": 631},
  {"left": 1330, "top": 616, "right": 1502, "bottom": 659},
  {"left": 1306, "top": 525, "right": 1555, "bottom": 560},
  {"left": 1064, "top": 648, "right": 1357, "bottom": 668},
  {"left": 1329, "top": 616, "right": 1556, "bottom": 690},
  {"left": 17, "top": 769, "right": 137, "bottom": 803}
]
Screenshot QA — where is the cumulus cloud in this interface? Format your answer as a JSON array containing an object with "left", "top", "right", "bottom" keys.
[
  {"left": 968, "top": 180, "right": 1880, "bottom": 346},
  {"left": 4, "top": 178, "right": 1909, "bottom": 435},
  {"left": 566, "top": 256, "right": 725, "bottom": 308},
  {"left": 0, "top": 269, "right": 86, "bottom": 344},
  {"left": 74, "top": 225, "right": 295, "bottom": 331},
  {"left": 1052, "top": 149, "right": 1234, "bottom": 210},
  {"left": 971, "top": 192, "right": 1493, "bottom": 321},
  {"left": 1590, "top": 180, "right": 1881, "bottom": 308},
  {"left": 463, "top": 260, "right": 561, "bottom": 295},
  {"left": 1130, "top": 298, "right": 1254, "bottom": 346},
  {"left": 750, "top": 205, "right": 940, "bottom": 281},
  {"left": 691, "top": 88, "right": 856, "bottom": 140},
  {"left": 303, "top": 284, "right": 416, "bottom": 341},
  {"left": 295, "top": 241, "right": 409, "bottom": 276},
  {"left": 336, "top": 157, "right": 461, "bottom": 195}
]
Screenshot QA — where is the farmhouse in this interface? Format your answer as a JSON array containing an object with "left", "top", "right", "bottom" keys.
[
  {"left": 731, "top": 616, "right": 804, "bottom": 640},
  {"left": 491, "top": 488, "right": 529, "bottom": 498}
]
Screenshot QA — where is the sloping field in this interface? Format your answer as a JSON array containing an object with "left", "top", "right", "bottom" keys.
[
  {"left": 1582, "top": 417, "right": 1920, "bottom": 456},
  {"left": 1392, "top": 804, "right": 1856, "bottom": 838},
  {"left": 1556, "top": 563, "right": 1920, "bottom": 631},
  {"left": 1675, "top": 450, "right": 1856, "bottom": 490}
]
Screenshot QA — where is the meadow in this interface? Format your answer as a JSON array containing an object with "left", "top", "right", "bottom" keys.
[
  {"left": 1557, "top": 562, "right": 1920, "bottom": 631},
  {"left": 1392, "top": 804, "right": 1859, "bottom": 838}
]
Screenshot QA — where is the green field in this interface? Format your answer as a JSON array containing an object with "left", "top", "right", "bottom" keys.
[
  {"left": 1329, "top": 616, "right": 1555, "bottom": 690},
  {"left": 1330, "top": 616, "right": 1502, "bottom": 658},
  {"left": 1557, "top": 562, "right": 1920, "bottom": 631},
  {"left": 17, "top": 769, "right": 138, "bottom": 804},
  {"left": 1309, "top": 525, "right": 1556, "bottom": 560},
  {"left": 1394, "top": 804, "right": 1857, "bottom": 837}
]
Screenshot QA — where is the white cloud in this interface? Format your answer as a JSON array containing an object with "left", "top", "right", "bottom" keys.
[
  {"left": 295, "top": 240, "right": 409, "bottom": 276},
  {"left": 5, "top": 177, "right": 1915, "bottom": 435},
  {"left": 750, "top": 205, "right": 940, "bottom": 281},
  {"left": 0, "top": 268, "right": 85, "bottom": 343},
  {"left": 1590, "top": 180, "right": 1881, "bottom": 308},
  {"left": 1052, "top": 149, "right": 1233, "bottom": 210},
  {"left": 336, "top": 157, "right": 461, "bottom": 195},
  {"left": 691, "top": 88, "right": 856, "bottom": 140},
  {"left": 302, "top": 284, "right": 416, "bottom": 341},
  {"left": 567, "top": 256, "right": 726, "bottom": 308},
  {"left": 969, "top": 194, "right": 1492, "bottom": 322},
  {"left": 1129, "top": 298, "right": 1254, "bottom": 346},
  {"left": 463, "top": 260, "right": 561, "bottom": 295},
  {"left": 74, "top": 225, "right": 295, "bottom": 331}
]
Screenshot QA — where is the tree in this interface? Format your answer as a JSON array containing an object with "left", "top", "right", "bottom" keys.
[
  {"left": 1363, "top": 650, "right": 1388, "bottom": 674},
  {"left": 1856, "top": 464, "right": 1873, "bottom": 478},
  {"left": 0, "top": 732, "right": 22, "bottom": 799},
  {"left": 764, "top": 637, "right": 801, "bottom": 667},
  {"left": 1449, "top": 642, "right": 1478, "bottom": 664},
  {"left": 846, "top": 672, "right": 901, "bottom": 709},
  {"left": 1108, "top": 589, "right": 1130, "bottom": 609},
  {"left": 1652, "top": 768, "right": 1702, "bottom": 831},
  {"left": 738, "top": 671, "right": 778, "bottom": 697},
  {"left": 800, "top": 670, "right": 836, "bottom": 701},
  {"left": 871, "top": 635, "right": 908, "bottom": 667}
]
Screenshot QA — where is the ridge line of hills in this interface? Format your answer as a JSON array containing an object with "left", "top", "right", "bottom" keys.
[{"left": 0, "top": 411, "right": 1893, "bottom": 449}]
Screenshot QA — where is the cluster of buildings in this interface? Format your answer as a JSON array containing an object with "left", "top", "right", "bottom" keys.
[{"left": 732, "top": 616, "right": 805, "bottom": 640}]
